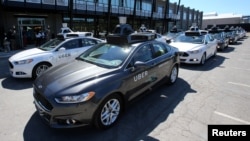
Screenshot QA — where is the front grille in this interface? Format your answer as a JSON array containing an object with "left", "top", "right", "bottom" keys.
[
  {"left": 179, "top": 52, "right": 189, "bottom": 57},
  {"left": 9, "top": 61, "right": 13, "bottom": 69},
  {"left": 34, "top": 90, "right": 53, "bottom": 111},
  {"left": 180, "top": 59, "right": 186, "bottom": 62}
]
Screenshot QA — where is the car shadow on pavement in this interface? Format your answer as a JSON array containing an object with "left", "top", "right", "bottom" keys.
[
  {"left": 23, "top": 78, "right": 195, "bottom": 141},
  {"left": 1, "top": 77, "right": 33, "bottom": 90},
  {"left": 218, "top": 46, "right": 235, "bottom": 54}
]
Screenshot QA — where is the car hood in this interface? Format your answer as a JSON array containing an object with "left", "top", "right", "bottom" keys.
[
  {"left": 35, "top": 60, "right": 116, "bottom": 96},
  {"left": 9, "top": 48, "right": 47, "bottom": 61},
  {"left": 169, "top": 42, "right": 203, "bottom": 52}
]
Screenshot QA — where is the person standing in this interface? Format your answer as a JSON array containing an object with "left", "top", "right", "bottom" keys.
[
  {"left": 35, "top": 31, "right": 42, "bottom": 46},
  {"left": 3, "top": 32, "right": 10, "bottom": 52},
  {"left": 7, "top": 29, "right": 13, "bottom": 50}
]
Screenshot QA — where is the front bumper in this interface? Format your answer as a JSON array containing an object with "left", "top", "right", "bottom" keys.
[
  {"left": 9, "top": 61, "right": 33, "bottom": 78},
  {"left": 229, "top": 38, "right": 237, "bottom": 44},
  {"left": 33, "top": 89, "right": 98, "bottom": 128},
  {"left": 217, "top": 43, "right": 225, "bottom": 50},
  {"left": 179, "top": 52, "right": 203, "bottom": 64}
]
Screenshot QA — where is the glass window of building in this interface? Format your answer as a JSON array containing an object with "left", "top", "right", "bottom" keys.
[
  {"left": 142, "top": 0, "right": 151, "bottom": 11},
  {"left": 183, "top": 12, "right": 187, "bottom": 20},
  {"left": 169, "top": 9, "right": 173, "bottom": 14},
  {"left": 157, "top": 6, "right": 163, "bottom": 13},
  {"left": 111, "top": 0, "right": 119, "bottom": 6},
  {"left": 123, "top": 0, "right": 134, "bottom": 8},
  {"left": 99, "top": 0, "right": 108, "bottom": 4}
]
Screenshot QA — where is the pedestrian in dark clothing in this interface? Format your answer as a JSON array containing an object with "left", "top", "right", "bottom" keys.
[
  {"left": 3, "top": 32, "right": 10, "bottom": 52},
  {"left": 36, "top": 31, "right": 42, "bottom": 46}
]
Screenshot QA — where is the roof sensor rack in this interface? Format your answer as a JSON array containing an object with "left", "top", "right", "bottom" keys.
[
  {"left": 185, "top": 31, "right": 202, "bottom": 36},
  {"left": 106, "top": 32, "right": 156, "bottom": 45},
  {"left": 208, "top": 26, "right": 222, "bottom": 33},
  {"left": 106, "top": 24, "right": 156, "bottom": 45}
]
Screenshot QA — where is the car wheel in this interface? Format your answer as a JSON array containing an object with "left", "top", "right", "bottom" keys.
[
  {"left": 168, "top": 65, "right": 178, "bottom": 85},
  {"left": 93, "top": 94, "right": 123, "bottom": 130},
  {"left": 32, "top": 62, "right": 51, "bottom": 79},
  {"left": 200, "top": 53, "right": 206, "bottom": 65}
]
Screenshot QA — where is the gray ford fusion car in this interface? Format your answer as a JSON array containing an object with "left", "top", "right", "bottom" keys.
[{"left": 33, "top": 32, "right": 180, "bottom": 129}]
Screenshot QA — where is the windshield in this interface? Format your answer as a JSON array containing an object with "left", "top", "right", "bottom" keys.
[
  {"left": 211, "top": 33, "right": 222, "bottom": 39},
  {"left": 163, "top": 32, "right": 179, "bottom": 38},
  {"left": 78, "top": 44, "right": 132, "bottom": 68},
  {"left": 38, "top": 38, "right": 64, "bottom": 51},
  {"left": 175, "top": 34, "right": 204, "bottom": 44}
]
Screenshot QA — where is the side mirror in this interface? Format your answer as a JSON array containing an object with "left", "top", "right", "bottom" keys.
[
  {"left": 134, "top": 61, "right": 147, "bottom": 67},
  {"left": 130, "top": 61, "right": 147, "bottom": 72}
]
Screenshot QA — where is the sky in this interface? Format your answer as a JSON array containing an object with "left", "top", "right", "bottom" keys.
[{"left": 170, "top": 0, "right": 250, "bottom": 16}]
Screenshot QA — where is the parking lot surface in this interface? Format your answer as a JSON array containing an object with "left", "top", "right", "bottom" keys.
[{"left": 1, "top": 34, "right": 250, "bottom": 141}]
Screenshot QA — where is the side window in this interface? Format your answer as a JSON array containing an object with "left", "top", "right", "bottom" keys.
[
  {"left": 133, "top": 44, "right": 153, "bottom": 63},
  {"left": 63, "top": 29, "right": 71, "bottom": 34},
  {"left": 208, "top": 34, "right": 214, "bottom": 41},
  {"left": 61, "top": 39, "right": 79, "bottom": 50},
  {"left": 205, "top": 36, "right": 210, "bottom": 43},
  {"left": 152, "top": 43, "right": 167, "bottom": 57},
  {"left": 81, "top": 39, "right": 97, "bottom": 47}
]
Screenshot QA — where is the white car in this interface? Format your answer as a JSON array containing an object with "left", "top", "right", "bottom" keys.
[
  {"left": 9, "top": 35, "right": 105, "bottom": 78},
  {"left": 154, "top": 33, "right": 167, "bottom": 43},
  {"left": 170, "top": 30, "right": 217, "bottom": 65}
]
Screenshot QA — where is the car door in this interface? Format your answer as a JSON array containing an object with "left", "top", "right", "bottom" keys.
[
  {"left": 124, "top": 43, "right": 157, "bottom": 100},
  {"left": 55, "top": 38, "right": 80, "bottom": 65},
  {"left": 206, "top": 34, "right": 217, "bottom": 57},
  {"left": 151, "top": 42, "right": 173, "bottom": 80}
]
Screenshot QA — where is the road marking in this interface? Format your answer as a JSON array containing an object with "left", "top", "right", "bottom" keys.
[
  {"left": 228, "top": 82, "right": 250, "bottom": 88},
  {"left": 230, "top": 67, "right": 250, "bottom": 71},
  {"left": 237, "top": 59, "right": 250, "bottom": 62},
  {"left": 214, "top": 111, "right": 250, "bottom": 124}
]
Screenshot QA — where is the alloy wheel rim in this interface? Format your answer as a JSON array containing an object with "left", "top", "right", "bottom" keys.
[
  {"left": 100, "top": 99, "right": 120, "bottom": 126},
  {"left": 201, "top": 54, "right": 206, "bottom": 64},
  {"left": 36, "top": 65, "right": 49, "bottom": 76},
  {"left": 170, "top": 67, "right": 177, "bottom": 83}
]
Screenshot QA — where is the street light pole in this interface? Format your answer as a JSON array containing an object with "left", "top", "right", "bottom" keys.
[{"left": 174, "top": 0, "right": 181, "bottom": 25}]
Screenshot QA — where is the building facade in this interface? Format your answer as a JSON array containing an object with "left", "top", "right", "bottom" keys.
[{"left": 0, "top": 0, "right": 202, "bottom": 49}]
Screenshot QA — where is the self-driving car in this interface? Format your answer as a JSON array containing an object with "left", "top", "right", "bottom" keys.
[
  {"left": 33, "top": 30, "right": 180, "bottom": 130},
  {"left": 9, "top": 35, "right": 105, "bottom": 79},
  {"left": 162, "top": 26, "right": 182, "bottom": 43},
  {"left": 170, "top": 26, "right": 217, "bottom": 65},
  {"left": 208, "top": 27, "right": 229, "bottom": 51}
]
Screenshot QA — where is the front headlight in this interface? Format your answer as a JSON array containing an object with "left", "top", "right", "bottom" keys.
[
  {"left": 55, "top": 91, "right": 95, "bottom": 104},
  {"left": 188, "top": 49, "right": 201, "bottom": 54},
  {"left": 14, "top": 59, "right": 33, "bottom": 65}
]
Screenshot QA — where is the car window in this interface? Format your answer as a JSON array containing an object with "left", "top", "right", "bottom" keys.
[
  {"left": 39, "top": 38, "right": 64, "bottom": 51},
  {"left": 61, "top": 39, "right": 80, "bottom": 50},
  {"left": 79, "top": 44, "right": 131, "bottom": 68},
  {"left": 63, "top": 29, "right": 71, "bottom": 33},
  {"left": 152, "top": 43, "right": 168, "bottom": 57},
  {"left": 207, "top": 34, "right": 214, "bottom": 41},
  {"left": 205, "top": 36, "right": 210, "bottom": 43},
  {"left": 81, "top": 38, "right": 98, "bottom": 47},
  {"left": 175, "top": 34, "right": 204, "bottom": 44},
  {"left": 133, "top": 44, "right": 153, "bottom": 62}
]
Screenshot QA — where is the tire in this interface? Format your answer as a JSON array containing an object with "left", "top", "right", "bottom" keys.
[
  {"left": 32, "top": 62, "right": 51, "bottom": 79},
  {"left": 200, "top": 53, "right": 206, "bottom": 65},
  {"left": 93, "top": 94, "right": 123, "bottom": 130},
  {"left": 168, "top": 65, "right": 178, "bottom": 85}
]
